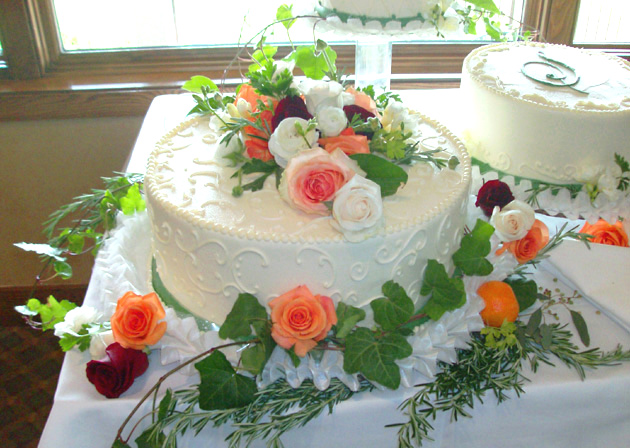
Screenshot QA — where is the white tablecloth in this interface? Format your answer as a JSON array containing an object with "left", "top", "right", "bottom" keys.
[{"left": 38, "top": 92, "right": 630, "bottom": 448}]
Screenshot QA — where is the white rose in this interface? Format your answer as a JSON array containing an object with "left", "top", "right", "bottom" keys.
[
  {"left": 53, "top": 305, "right": 101, "bottom": 337},
  {"left": 268, "top": 117, "right": 319, "bottom": 167},
  {"left": 598, "top": 165, "right": 622, "bottom": 201},
  {"left": 381, "top": 101, "right": 408, "bottom": 132},
  {"left": 89, "top": 330, "right": 115, "bottom": 360},
  {"left": 332, "top": 175, "right": 384, "bottom": 242},
  {"left": 317, "top": 106, "right": 348, "bottom": 137},
  {"left": 301, "top": 80, "right": 344, "bottom": 115},
  {"left": 490, "top": 199, "right": 536, "bottom": 242},
  {"left": 272, "top": 60, "right": 296, "bottom": 81}
]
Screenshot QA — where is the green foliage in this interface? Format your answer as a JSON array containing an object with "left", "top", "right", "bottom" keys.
[
  {"left": 370, "top": 281, "right": 415, "bottom": 332},
  {"left": 196, "top": 350, "right": 258, "bottom": 410},
  {"left": 247, "top": 59, "right": 298, "bottom": 99},
  {"left": 230, "top": 157, "right": 281, "bottom": 197},
  {"left": 349, "top": 153, "right": 409, "bottom": 197},
  {"left": 464, "top": 0, "right": 500, "bottom": 14},
  {"left": 481, "top": 320, "right": 518, "bottom": 350},
  {"left": 334, "top": 302, "right": 366, "bottom": 339},
  {"left": 357, "top": 85, "right": 402, "bottom": 111},
  {"left": 504, "top": 277, "right": 538, "bottom": 311},
  {"left": 615, "top": 153, "right": 630, "bottom": 191},
  {"left": 182, "top": 75, "right": 218, "bottom": 94},
  {"left": 452, "top": 219, "right": 494, "bottom": 276},
  {"left": 369, "top": 126, "right": 410, "bottom": 160},
  {"left": 286, "top": 43, "right": 338, "bottom": 81},
  {"left": 15, "top": 296, "right": 76, "bottom": 331},
  {"left": 419, "top": 260, "right": 466, "bottom": 321},
  {"left": 248, "top": 45, "right": 278, "bottom": 72},
  {"left": 276, "top": 4, "right": 296, "bottom": 30},
  {"left": 343, "top": 327, "right": 412, "bottom": 389}
]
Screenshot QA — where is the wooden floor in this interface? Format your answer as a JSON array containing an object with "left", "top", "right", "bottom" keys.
[{"left": 1, "top": 285, "right": 86, "bottom": 448}]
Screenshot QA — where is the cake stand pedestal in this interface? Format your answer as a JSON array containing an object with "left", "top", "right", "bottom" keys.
[{"left": 354, "top": 38, "right": 393, "bottom": 91}]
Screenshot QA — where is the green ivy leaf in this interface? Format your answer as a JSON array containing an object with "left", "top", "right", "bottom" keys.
[
  {"left": 53, "top": 260, "right": 73, "bottom": 279},
  {"left": 157, "top": 389, "right": 173, "bottom": 421},
  {"left": 370, "top": 281, "right": 414, "bottom": 332},
  {"left": 464, "top": 0, "right": 501, "bottom": 14},
  {"left": 419, "top": 260, "right": 466, "bottom": 321},
  {"left": 570, "top": 310, "right": 590, "bottom": 347},
  {"left": 182, "top": 75, "right": 218, "bottom": 93},
  {"left": 112, "top": 439, "right": 132, "bottom": 448},
  {"left": 504, "top": 277, "right": 538, "bottom": 311},
  {"left": 24, "top": 296, "right": 77, "bottom": 331},
  {"left": 334, "top": 302, "right": 366, "bottom": 339},
  {"left": 526, "top": 307, "right": 542, "bottom": 336},
  {"left": 276, "top": 4, "right": 296, "bottom": 29},
  {"left": 349, "top": 153, "right": 409, "bottom": 197},
  {"left": 120, "top": 183, "right": 146, "bottom": 216},
  {"left": 287, "top": 45, "right": 337, "bottom": 80},
  {"left": 135, "top": 427, "right": 166, "bottom": 448},
  {"left": 452, "top": 219, "right": 494, "bottom": 276},
  {"left": 344, "top": 327, "right": 412, "bottom": 389},
  {"left": 196, "top": 350, "right": 257, "bottom": 410},
  {"left": 219, "top": 293, "right": 268, "bottom": 340},
  {"left": 248, "top": 46, "right": 279, "bottom": 72}
]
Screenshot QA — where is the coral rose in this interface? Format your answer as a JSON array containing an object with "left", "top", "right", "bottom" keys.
[
  {"left": 579, "top": 219, "right": 629, "bottom": 247},
  {"left": 243, "top": 109, "right": 274, "bottom": 161},
  {"left": 496, "top": 219, "right": 550, "bottom": 263},
  {"left": 319, "top": 133, "right": 370, "bottom": 156},
  {"left": 269, "top": 285, "right": 337, "bottom": 357},
  {"left": 110, "top": 292, "right": 167, "bottom": 350},
  {"left": 279, "top": 147, "right": 358, "bottom": 214}
]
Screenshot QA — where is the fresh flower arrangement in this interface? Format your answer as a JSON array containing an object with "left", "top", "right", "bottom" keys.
[{"left": 14, "top": 5, "right": 630, "bottom": 448}]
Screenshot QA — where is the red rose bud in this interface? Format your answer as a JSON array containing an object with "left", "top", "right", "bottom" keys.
[
  {"left": 271, "top": 96, "right": 313, "bottom": 131},
  {"left": 475, "top": 179, "right": 515, "bottom": 217},
  {"left": 86, "top": 342, "right": 149, "bottom": 399},
  {"left": 343, "top": 104, "right": 375, "bottom": 123}
]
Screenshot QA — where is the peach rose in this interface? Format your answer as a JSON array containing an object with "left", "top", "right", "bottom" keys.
[
  {"left": 269, "top": 285, "right": 337, "bottom": 357},
  {"left": 279, "top": 147, "right": 358, "bottom": 214},
  {"left": 496, "top": 219, "right": 550, "bottom": 263},
  {"left": 345, "top": 87, "right": 378, "bottom": 116},
  {"left": 579, "top": 219, "right": 629, "bottom": 247},
  {"left": 243, "top": 109, "right": 274, "bottom": 161},
  {"left": 319, "top": 134, "right": 370, "bottom": 156},
  {"left": 235, "top": 84, "right": 274, "bottom": 112},
  {"left": 110, "top": 292, "right": 167, "bottom": 350}
]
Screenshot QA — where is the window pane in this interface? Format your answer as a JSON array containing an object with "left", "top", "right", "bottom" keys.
[
  {"left": 573, "top": 0, "right": 630, "bottom": 44},
  {"left": 53, "top": 0, "right": 524, "bottom": 52}
]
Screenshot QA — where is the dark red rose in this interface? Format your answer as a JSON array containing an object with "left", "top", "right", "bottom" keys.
[
  {"left": 86, "top": 342, "right": 149, "bottom": 398},
  {"left": 475, "top": 179, "right": 515, "bottom": 217},
  {"left": 343, "top": 105, "right": 375, "bottom": 123},
  {"left": 271, "top": 96, "right": 313, "bottom": 131}
]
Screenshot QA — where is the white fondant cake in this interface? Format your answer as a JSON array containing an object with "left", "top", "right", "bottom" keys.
[
  {"left": 145, "top": 113, "right": 471, "bottom": 326},
  {"left": 319, "top": 0, "right": 445, "bottom": 19},
  {"left": 461, "top": 42, "right": 630, "bottom": 185}
]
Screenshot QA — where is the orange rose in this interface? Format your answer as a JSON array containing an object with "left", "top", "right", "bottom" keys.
[
  {"left": 496, "top": 219, "right": 549, "bottom": 263},
  {"left": 111, "top": 292, "right": 167, "bottom": 350},
  {"left": 243, "top": 109, "right": 274, "bottom": 161},
  {"left": 319, "top": 134, "right": 370, "bottom": 156},
  {"left": 579, "top": 219, "right": 629, "bottom": 247},
  {"left": 269, "top": 285, "right": 337, "bottom": 357}
]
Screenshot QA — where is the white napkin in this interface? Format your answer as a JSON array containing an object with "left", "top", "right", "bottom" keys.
[{"left": 546, "top": 239, "right": 630, "bottom": 333}]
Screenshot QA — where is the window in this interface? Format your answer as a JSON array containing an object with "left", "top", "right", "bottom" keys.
[{"left": 0, "top": 0, "right": 628, "bottom": 120}]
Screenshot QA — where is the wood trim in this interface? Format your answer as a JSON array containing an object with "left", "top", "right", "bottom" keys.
[
  {"left": 1, "top": 283, "right": 87, "bottom": 327},
  {"left": 544, "top": 0, "right": 580, "bottom": 45},
  {"left": 0, "top": 0, "right": 44, "bottom": 79}
]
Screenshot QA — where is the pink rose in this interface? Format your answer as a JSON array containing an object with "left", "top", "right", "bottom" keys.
[
  {"left": 85, "top": 342, "right": 149, "bottom": 398},
  {"left": 279, "top": 147, "right": 358, "bottom": 214},
  {"left": 269, "top": 285, "right": 337, "bottom": 357}
]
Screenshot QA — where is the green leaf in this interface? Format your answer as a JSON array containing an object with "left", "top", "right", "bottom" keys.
[
  {"left": 465, "top": 0, "right": 501, "bottom": 14},
  {"left": 240, "top": 343, "right": 269, "bottom": 375},
  {"left": 182, "top": 75, "right": 218, "bottom": 93},
  {"left": 286, "top": 346, "right": 301, "bottom": 367},
  {"left": 196, "top": 350, "right": 257, "bottom": 410},
  {"left": 370, "top": 281, "right": 414, "bottom": 332},
  {"left": 276, "top": 4, "right": 296, "bottom": 30},
  {"left": 483, "top": 16, "right": 502, "bottom": 41},
  {"left": 135, "top": 428, "right": 166, "bottom": 448},
  {"left": 53, "top": 260, "right": 73, "bottom": 279},
  {"left": 288, "top": 45, "right": 337, "bottom": 80},
  {"left": 14, "top": 242, "right": 65, "bottom": 261},
  {"left": 349, "top": 153, "right": 408, "bottom": 197},
  {"left": 570, "top": 310, "right": 590, "bottom": 347},
  {"left": 540, "top": 323, "right": 552, "bottom": 349},
  {"left": 112, "top": 439, "right": 132, "bottom": 448},
  {"left": 343, "top": 327, "right": 412, "bottom": 389},
  {"left": 120, "top": 183, "right": 146, "bottom": 215},
  {"left": 526, "top": 307, "right": 542, "bottom": 336},
  {"left": 248, "top": 46, "right": 278, "bottom": 72},
  {"left": 452, "top": 219, "right": 494, "bottom": 276},
  {"left": 158, "top": 389, "right": 173, "bottom": 421},
  {"left": 218, "top": 293, "right": 269, "bottom": 340},
  {"left": 334, "top": 302, "right": 366, "bottom": 339},
  {"left": 419, "top": 260, "right": 466, "bottom": 321},
  {"left": 504, "top": 277, "right": 538, "bottom": 311}
]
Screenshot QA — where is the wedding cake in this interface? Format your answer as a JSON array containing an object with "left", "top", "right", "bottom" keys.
[
  {"left": 144, "top": 93, "right": 471, "bottom": 326},
  {"left": 460, "top": 42, "right": 630, "bottom": 185}
]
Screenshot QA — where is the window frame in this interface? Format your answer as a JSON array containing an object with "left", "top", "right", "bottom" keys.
[{"left": 0, "top": 0, "right": 628, "bottom": 120}]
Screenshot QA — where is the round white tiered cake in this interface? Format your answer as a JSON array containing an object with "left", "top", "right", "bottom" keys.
[
  {"left": 145, "top": 113, "right": 471, "bottom": 325},
  {"left": 461, "top": 42, "right": 630, "bottom": 185}
]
